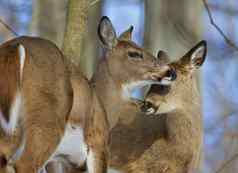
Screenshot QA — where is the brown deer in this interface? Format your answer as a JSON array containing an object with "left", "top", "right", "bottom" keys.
[
  {"left": 122, "top": 40, "right": 207, "bottom": 173},
  {"left": 0, "top": 16, "right": 175, "bottom": 173},
  {"left": 62, "top": 30, "right": 205, "bottom": 173},
  {"left": 92, "top": 16, "right": 176, "bottom": 130},
  {"left": 0, "top": 36, "right": 109, "bottom": 173},
  {"left": 45, "top": 16, "right": 176, "bottom": 173},
  {"left": 91, "top": 17, "right": 177, "bottom": 173},
  {"left": 0, "top": 36, "right": 73, "bottom": 173}
]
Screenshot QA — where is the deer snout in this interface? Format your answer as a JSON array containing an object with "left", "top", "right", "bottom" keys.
[{"left": 152, "top": 66, "right": 177, "bottom": 85}]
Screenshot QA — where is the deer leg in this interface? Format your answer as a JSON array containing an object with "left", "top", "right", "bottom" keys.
[
  {"left": 87, "top": 149, "right": 107, "bottom": 173},
  {"left": 85, "top": 92, "right": 109, "bottom": 173},
  {"left": 14, "top": 110, "right": 65, "bottom": 173}
]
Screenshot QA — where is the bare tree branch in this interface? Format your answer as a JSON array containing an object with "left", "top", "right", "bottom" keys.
[
  {"left": 224, "top": 132, "right": 238, "bottom": 138},
  {"left": 0, "top": 18, "right": 18, "bottom": 37},
  {"left": 209, "top": 3, "right": 238, "bottom": 16},
  {"left": 62, "top": 0, "right": 89, "bottom": 66},
  {"left": 90, "top": 0, "right": 100, "bottom": 6},
  {"left": 202, "top": 0, "right": 238, "bottom": 51},
  {"left": 215, "top": 153, "right": 238, "bottom": 173}
]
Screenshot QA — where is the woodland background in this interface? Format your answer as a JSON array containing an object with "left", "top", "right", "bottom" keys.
[{"left": 0, "top": 0, "right": 238, "bottom": 172}]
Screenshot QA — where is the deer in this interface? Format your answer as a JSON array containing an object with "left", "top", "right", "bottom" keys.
[
  {"left": 92, "top": 16, "right": 176, "bottom": 130},
  {"left": 89, "top": 17, "right": 177, "bottom": 173},
  {"left": 0, "top": 36, "right": 109, "bottom": 173},
  {"left": 62, "top": 24, "right": 206, "bottom": 173},
  {"left": 122, "top": 40, "right": 207, "bottom": 173},
  {"left": 44, "top": 16, "right": 176, "bottom": 173},
  {"left": 0, "top": 16, "right": 176, "bottom": 173}
]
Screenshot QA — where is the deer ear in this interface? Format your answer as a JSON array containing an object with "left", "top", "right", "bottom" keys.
[
  {"left": 181, "top": 40, "right": 207, "bottom": 71},
  {"left": 98, "top": 16, "right": 117, "bottom": 49},
  {"left": 118, "top": 26, "right": 133, "bottom": 41}
]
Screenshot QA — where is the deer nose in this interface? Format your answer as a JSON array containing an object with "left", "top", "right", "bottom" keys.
[{"left": 165, "top": 68, "right": 177, "bottom": 81}]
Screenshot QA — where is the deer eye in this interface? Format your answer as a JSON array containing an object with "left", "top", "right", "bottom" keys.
[{"left": 128, "top": 51, "right": 143, "bottom": 59}]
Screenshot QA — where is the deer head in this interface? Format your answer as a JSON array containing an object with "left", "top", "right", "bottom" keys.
[
  {"left": 96, "top": 16, "right": 176, "bottom": 103},
  {"left": 143, "top": 40, "right": 207, "bottom": 115}
]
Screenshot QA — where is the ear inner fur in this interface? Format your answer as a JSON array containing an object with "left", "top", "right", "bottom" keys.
[
  {"left": 177, "top": 40, "right": 207, "bottom": 73},
  {"left": 97, "top": 16, "right": 117, "bottom": 49},
  {"left": 118, "top": 26, "right": 134, "bottom": 41}
]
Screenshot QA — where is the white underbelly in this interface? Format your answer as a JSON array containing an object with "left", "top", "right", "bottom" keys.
[
  {"left": 42, "top": 124, "right": 123, "bottom": 173},
  {"left": 108, "top": 168, "right": 123, "bottom": 173},
  {"left": 46, "top": 123, "right": 88, "bottom": 167}
]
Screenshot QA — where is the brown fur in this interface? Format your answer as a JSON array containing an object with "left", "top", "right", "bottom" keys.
[
  {"left": 0, "top": 43, "right": 20, "bottom": 122},
  {"left": 92, "top": 40, "right": 173, "bottom": 129},
  {"left": 92, "top": 19, "right": 178, "bottom": 173},
  {"left": 68, "top": 66, "right": 109, "bottom": 173},
  {"left": 0, "top": 36, "right": 110, "bottom": 173},
  {"left": 122, "top": 43, "right": 206, "bottom": 173},
  {"left": 0, "top": 36, "right": 73, "bottom": 173},
  {"left": 53, "top": 17, "right": 175, "bottom": 173}
]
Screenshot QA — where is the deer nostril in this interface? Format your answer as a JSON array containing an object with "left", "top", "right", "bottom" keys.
[{"left": 165, "top": 69, "right": 177, "bottom": 81}]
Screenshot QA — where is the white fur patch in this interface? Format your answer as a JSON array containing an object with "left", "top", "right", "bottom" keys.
[
  {"left": 191, "top": 46, "right": 205, "bottom": 67},
  {"left": 145, "top": 107, "right": 156, "bottom": 115},
  {"left": 160, "top": 77, "right": 173, "bottom": 85},
  {"left": 154, "top": 104, "right": 176, "bottom": 115},
  {"left": 0, "top": 93, "right": 22, "bottom": 135},
  {"left": 18, "top": 44, "right": 26, "bottom": 80},
  {"left": 108, "top": 168, "right": 122, "bottom": 173},
  {"left": 42, "top": 124, "right": 88, "bottom": 170},
  {"left": 87, "top": 150, "right": 95, "bottom": 173},
  {"left": 122, "top": 80, "right": 160, "bottom": 100},
  {"left": 9, "top": 137, "right": 25, "bottom": 163},
  {"left": 6, "top": 165, "right": 16, "bottom": 173}
]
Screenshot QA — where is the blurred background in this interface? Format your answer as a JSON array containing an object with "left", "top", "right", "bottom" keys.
[{"left": 0, "top": 0, "right": 238, "bottom": 172}]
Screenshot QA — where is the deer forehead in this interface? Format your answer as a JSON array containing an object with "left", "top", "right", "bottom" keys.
[{"left": 116, "top": 41, "right": 143, "bottom": 51}]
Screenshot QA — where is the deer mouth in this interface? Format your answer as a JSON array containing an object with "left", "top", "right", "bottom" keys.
[
  {"left": 122, "top": 68, "right": 176, "bottom": 107},
  {"left": 137, "top": 68, "right": 176, "bottom": 113},
  {"left": 139, "top": 84, "right": 171, "bottom": 115},
  {"left": 122, "top": 78, "right": 172, "bottom": 106},
  {"left": 151, "top": 68, "right": 177, "bottom": 86},
  {"left": 140, "top": 101, "right": 159, "bottom": 115}
]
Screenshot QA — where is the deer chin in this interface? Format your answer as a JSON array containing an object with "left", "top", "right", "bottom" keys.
[
  {"left": 141, "top": 83, "right": 176, "bottom": 115},
  {"left": 142, "top": 101, "right": 176, "bottom": 115},
  {"left": 159, "top": 77, "right": 173, "bottom": 85}
]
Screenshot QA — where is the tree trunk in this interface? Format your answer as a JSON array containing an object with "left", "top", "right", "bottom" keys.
[
  {"left": 30, "top": 0, "right": 67, "bottom": 47},
  {"left": 144, "top": 0, "right": 202, "bottom": 59},
  {"left": 62, "top": 0, "right": 90, "bottom": 67},
  {"left": 79, "top": 2, "right": 102, "bottom": 79}
]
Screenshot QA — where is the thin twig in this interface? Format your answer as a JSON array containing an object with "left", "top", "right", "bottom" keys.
[
  {"left": 90, "top": 0, "right": 100, "bottom": 6},
  {"left": 215, "top": 153, "right": 238, "bottom": 173},
  {"left": 224, "top": 132, "right": 238, "bottom": 138},
  {"left": 202, "top": 0, "right": 238, "bottom": 51},
  {"left": 0, "top": 18, "right": 18, "bottom": 37}
]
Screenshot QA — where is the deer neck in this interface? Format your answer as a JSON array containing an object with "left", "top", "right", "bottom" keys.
[
  {"left": 92, "top": 60, "right": 138, "bottom": 130},
  {"left": 169, "top": 76, "right": 202, "bottom": 117}
]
